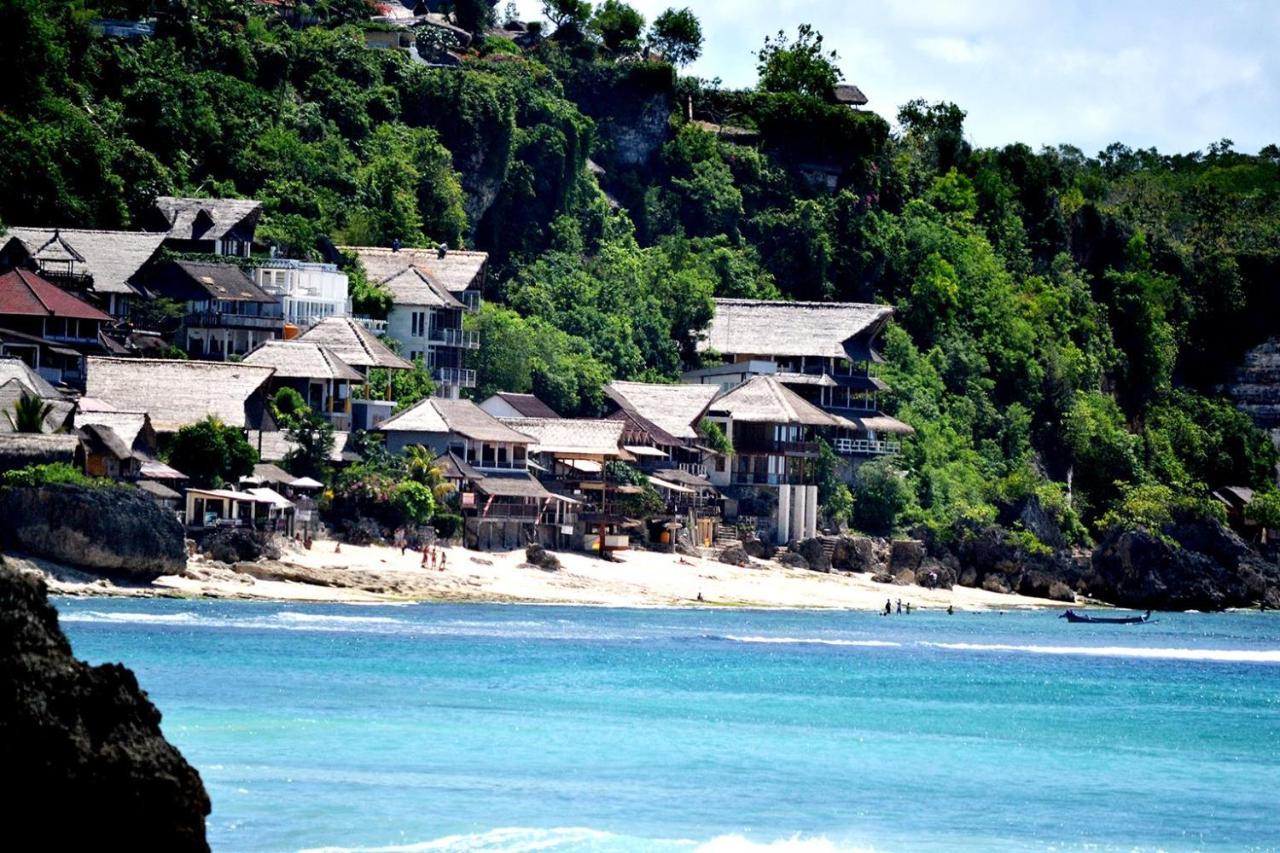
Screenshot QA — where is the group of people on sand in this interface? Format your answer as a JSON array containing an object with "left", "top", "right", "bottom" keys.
[
  {"left": 883, "top": 598, "right": 955, "bottom": 616},
  {"left": 389, "top": 527, "right": 447, "bottom": 571}
]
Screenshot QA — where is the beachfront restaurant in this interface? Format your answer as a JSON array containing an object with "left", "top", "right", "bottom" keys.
[{"left": 184, "top": 487, "right": 290, "bottom": 531}]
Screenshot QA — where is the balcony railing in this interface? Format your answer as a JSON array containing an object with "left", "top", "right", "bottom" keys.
[
  {"left": 478, "top": 503, "right": 544, "bottom": 521},
  {"left": 352, "top": 316, "right": 388, "bottom": 334},
  {"left": 185, "top": 312, "right": 283, "bottom": 330},
  {"left": 433, "top": 366, "right": 477, "bottom": 388},
  {"left": 834, "top": 437, "right": 902, "bottom": 456},
  {"left": 427, "top": 327, "right": 480, "bottom": 349},
  {"left": 735, "top": 441, "right": 819, "bottom": 456}
]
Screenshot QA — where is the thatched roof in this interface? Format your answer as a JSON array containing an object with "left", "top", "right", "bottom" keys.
[
  {"left": 77, "top": 423, "right": 133, "bottom": 461},
  {"left": 245, "top": 462, "right": 295, "bottom": 486},
  {"left": 702, "top": 299, "right": 893, "bottom": 360},
  {"left": 151, "top": 196, "right": 262, "bottom": 241},
  {"left": 6, "top": 228, "right": 165, "bottom": 294},
  {"left": 499, "top": 417, "right": 625, "bottom": 458},
  {"left": 295, "top": 317, "right": 413, "bottom": 370},
  {"left": 137, "top": 479, "right": 181, "bottom": 500},
  {"left": 650, "top": 467, "right": 718, "bottom": 492},
  {"left": 378, "top": 266, "right": 465, "bottom": 309},
  {"left": 604, "top": 381, "right": 719, "bottom": 445},
  {"left": 847, "top": 414, "right": 915, "bottom": 435},
  {"left": 86, "top": 357, "right": 275, "bottom": 432},
  {"left": 139, "top": 459, "right": 187, "bottom": 480},
  {"left": 380, "top": 397, "right": 531, "bottom": 444},
  {"left": 0, "top": 357, "right": 63, "bottom": 399},
  {"left": 831, "top": 83, "right": 868, "bottom": 106},
  {"left": 473, "top": 472, "right": 552, "bottom": 499},
  {"left": 0, "top": 432, "right": 78, "bottom": 470},
  {"left": 142, "top": 261, "right": 277, "bottom": 304},
  {"left": 482, "top": 392, "right": 560, "bottom": 418},
  {"left": 709, "top": 375, "right": 841, "bottom": 427},
  {"left": 242, "top": 340, "right": 362, "bottom": 381},
  {"left": 247, "top": 430, "right": 356, "bottom": 463},
  {"left": 343, "top": 246, "right": 488, "bottom": 294},
  {"left": 73, "top": 400, "right": 154, "bottom": 451}
]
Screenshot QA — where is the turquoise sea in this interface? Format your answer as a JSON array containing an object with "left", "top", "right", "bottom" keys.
[{"left": 57, "top": 598, "right": 1280, "bottom": 853}]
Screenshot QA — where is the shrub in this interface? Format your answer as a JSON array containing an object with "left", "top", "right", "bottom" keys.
[{"left": 0, "top": 463, "right": 96, "bottom": 489}]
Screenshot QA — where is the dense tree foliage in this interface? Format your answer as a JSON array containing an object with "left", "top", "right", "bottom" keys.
[
  {"left": 6, "top": 5, "right": 1279, "bottom": 540},
  {"left": 165, "top": 417, "right": 258, "bottom": 489}
]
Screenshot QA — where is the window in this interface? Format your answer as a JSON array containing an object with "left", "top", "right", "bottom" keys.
[{"left": 411, "top": 312, "right": 426, "bottom": 337}]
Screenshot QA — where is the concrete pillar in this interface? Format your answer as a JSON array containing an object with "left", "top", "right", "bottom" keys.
[
  {"left": 776, "top": 485, "right": 791, "bottom": 545},
  {"left": 805, "top": 485, "right": 819, "bottom": 539},
  {"left": 790, "top": 486, "right": 803, "bottom": 541}
]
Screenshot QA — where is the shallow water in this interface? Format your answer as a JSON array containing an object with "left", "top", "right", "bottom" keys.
[{"left": 57, "top": 599, "right": 1280, "bottom": 852}]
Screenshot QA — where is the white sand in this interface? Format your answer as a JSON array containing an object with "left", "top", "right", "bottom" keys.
[{"left": 13, "top": 541, "right": 1067, "bottom": 611}]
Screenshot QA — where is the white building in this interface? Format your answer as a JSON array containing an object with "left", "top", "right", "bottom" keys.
[{"left": 254, "top": 260, "right": 350, "bottom": 329}]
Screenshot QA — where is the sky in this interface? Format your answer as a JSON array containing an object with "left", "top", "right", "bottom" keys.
[{"left": 512, "top": 0, "right": 1280, "bottom": 156}]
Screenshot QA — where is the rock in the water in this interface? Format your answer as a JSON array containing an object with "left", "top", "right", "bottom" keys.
[
  {"left": 525, "top": 544, "right": 561, "bottom": 571},
  {"left": 0, "top": 484, "right": 185, "bottom": 580},
  {"left": 0, "top": 557, "right": 210, "bottom": 850}
]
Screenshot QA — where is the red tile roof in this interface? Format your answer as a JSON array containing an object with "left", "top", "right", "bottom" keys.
[{"left": 0, "top": 269, "right": 112, "bottom": 321}]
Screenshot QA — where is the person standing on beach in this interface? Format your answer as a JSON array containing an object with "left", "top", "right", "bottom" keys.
[
  {"left": 421, "top": 545, "right": 429, "bottom": 568},
  {"left": 439, "top": 551, "right": 447, "bottom": 572}
]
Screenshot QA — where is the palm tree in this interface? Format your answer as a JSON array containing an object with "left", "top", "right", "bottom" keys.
[
  {"left": 404, "top": 444, "right": 456, "bottom": 502},
  {"left": 5, "top": 391, "right": 53, "bottom": 434}
]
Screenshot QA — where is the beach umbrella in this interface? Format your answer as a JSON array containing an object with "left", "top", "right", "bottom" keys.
[{"left": 289, "top": 476, "right": 323, "bottom": 489}]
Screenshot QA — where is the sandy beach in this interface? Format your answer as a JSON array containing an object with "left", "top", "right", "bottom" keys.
[{"left": 11, "top": 540, "right": 1068, "bottom": 611}]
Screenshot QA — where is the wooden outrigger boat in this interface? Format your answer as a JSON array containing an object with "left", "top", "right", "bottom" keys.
[{"left": 1059, "top": 609, "right": 1152, "bottom": 624}]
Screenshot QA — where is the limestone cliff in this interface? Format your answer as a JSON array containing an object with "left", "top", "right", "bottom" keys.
[
  {"left": 0, "top": 558, "right": 210, "bottom": 850},
  {"left": 0, "top": 484, "right": 186, "bottom": 580}
]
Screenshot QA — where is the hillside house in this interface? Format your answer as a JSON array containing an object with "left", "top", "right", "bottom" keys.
[
  {"left": 831, "top": 83, "right": 868, "bottom": 107},
  {"left": 0, "top": 358, "right": 73, "bottom": 433},
  {"left": 85, "top": 356, "right": 275, "bottom": 434},
  {"left": 254, "top": 259, "right": 350, "bottom": 328},
  {"left": 343, "top": 245, "right": 485, "bottom": 397},
  {"left": 703, "top": 375, "right": 843, "bottom": 543},
  {"left": 136, "top": 261, "right": 283, "bottom": 359},
  {"left": 0, "top": 269, "right": 113, "bottom": 386},
  {"left": 76, "top": 423, "right": 141, "bottom": 480},
  {"left": 242, "top": 340, "right": 364, "bottom": 431},
  {"left": 145, "top": 196, "right": 262, "bottom": 257},
  {"left": 380, "top": 397, "right": 563, "bottom": 548},
  {"left": 694, "top": 298, "right": 913, "bottom": 460},
  {"left": 294, "top": 316, "right": 414, "bottom": 430},
  {"left": 0, "top": 432, "right": 80, "bottom": 473},
  {"left": 1, "top": 228, "right": 165, "bottom": 317},
  {"left": 603, "top": 381, "right": 721, "bottom": 477}
]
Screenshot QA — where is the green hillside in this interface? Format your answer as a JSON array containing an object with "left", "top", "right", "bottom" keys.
[{"left": 3, "top": 0, "right": 1278, "bottom": 541}]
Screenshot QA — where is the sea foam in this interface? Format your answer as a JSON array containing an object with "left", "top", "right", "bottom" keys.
[
  {"left": 921, "top": 641, "right": 1280, "bottom": 664},
  {"left": 299, "top": 827, "right": 873, "bottom": 853}
]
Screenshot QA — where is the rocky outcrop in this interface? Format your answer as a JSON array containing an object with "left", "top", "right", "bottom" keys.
[
  {"left": 717, "top": 545, "right": 749, "bottom": 566},
  {"left": 742, "top": 538, "right": 777, "bottom": 560},
  {"left": 791, "top": 537, "right": 832, "bottom": 572},
  {"left": 0, "top": 484, "right": 185, "bottom": 580},
  {"left": 200, "top": 528, "right": 279, "bottom": 565},
  {"left": 0, "top": 558, "right": 210, "bottom": 849},
  {"left": 1089, "top": 520, "right": 1280, "bottom": 611},
  {"left": 776, "top": 551, "right": 810, "bottom": 570},
  {"left": 831, "top": 536, "right": 891, "bottom": 574}
]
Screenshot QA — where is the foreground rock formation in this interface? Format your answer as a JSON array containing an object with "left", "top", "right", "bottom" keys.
[
  {"left": 0, "top": 484, "right": 186, "bottom": 580},
  {"left": 0, "top": 557, "right": 210, "bottom": 849}
]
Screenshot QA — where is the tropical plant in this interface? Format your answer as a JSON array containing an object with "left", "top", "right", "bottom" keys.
[
  {"left": 5, "top": 391, "right": 52, "bottom": 433},
  {"left": 165, "top": 417, "right": 258, "bottom": 489}
]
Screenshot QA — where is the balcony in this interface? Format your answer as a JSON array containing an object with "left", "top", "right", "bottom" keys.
[
  {"left": 427, "top": 327, "right": 480, "bottom": 349},
  {"left": 352, "top": 316, "right": 388, "bottom": 334},
  {"left": 185, "top": 311, "right": 283, "bottom": 331},
  {"left": 834, "top": 437, "right": 902, "bottom": 456},
  {"left": 433, "top": 366, "right": 477, "bottom": 388}
]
